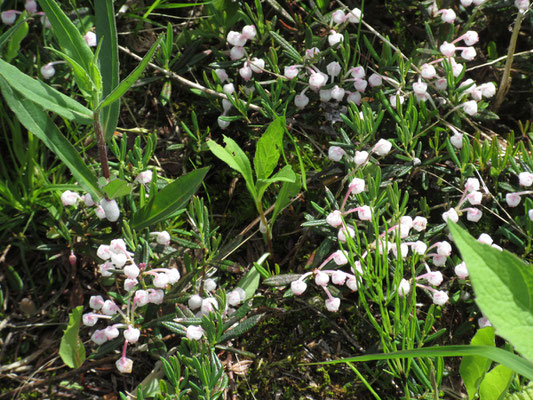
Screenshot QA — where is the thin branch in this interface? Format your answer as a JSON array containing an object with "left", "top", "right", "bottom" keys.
[{"left": 118, "top": 45, "right": 262, "bottom": 112}]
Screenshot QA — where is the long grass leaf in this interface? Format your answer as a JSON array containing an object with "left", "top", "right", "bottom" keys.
[{"left": 0, "top": 77, "right": 102, "bottom": 200}]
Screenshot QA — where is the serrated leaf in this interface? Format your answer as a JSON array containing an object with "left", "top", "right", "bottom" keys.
[
  {"left": 460, "top": 327, "right": 495, "bottom": 399},
  {"left": 59, "top": 306, "right": 85, "bottom": 369},
  {"left": 253, "top": 116, "right": 285, "bottom": 180},
  {"left": 132, "top": 167, "right": 208, "bottom": 230},
  {"left": 449, "top": 222, "right": 533, "bottom": 363}
]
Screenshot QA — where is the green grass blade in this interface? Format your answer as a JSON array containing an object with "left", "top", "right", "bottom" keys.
[
  {"left": 0, "top": 17, "right": 28, "bottom": 50},
  {"left": 95, "top": 0, "right": 120, "bottom": 141},
  {"left": 37, "top": 0, "right": 94, "bottom": 74},
  {"left": 0, "top": 77, "right": 102, "bottom": 200},
  {"left": 97, "top": 35, "right": 163, "bottom": 112},
  {"left": 309, "top": 345, "right": 533, "bottom": 380},
  {"left": 0, "top": 58, "right": 93, "bottom": 124}
]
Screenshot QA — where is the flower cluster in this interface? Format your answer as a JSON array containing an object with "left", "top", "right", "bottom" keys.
[
  {"left": 85, "top": 235, "right": 180, "bottom": 373},
  {"left": 290, "top": 249, "right": 361, "bottom": 312},
  {"left": 61, "top": 190, "right": 120, "bottom": 222},
  {"left": 441, "top": 177, "right": 484, "bottom": 224}
]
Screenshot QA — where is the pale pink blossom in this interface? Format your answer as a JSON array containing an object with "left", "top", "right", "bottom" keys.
[
  {"left": 325, "top": 297, "right": 341, "bottom": 312},
  {"left": 186, "top": 325, "right": 205, "bottom": 340},
  {"left": 291, "top": 280, "right": 307, "bottom": 295}
]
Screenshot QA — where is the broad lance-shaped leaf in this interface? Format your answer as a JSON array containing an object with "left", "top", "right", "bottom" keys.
[
  {"left": 448, "top": 222, "right": 533, "bottom": 363},
  {"left": 37, "top": 0, "right": 94, "bottom": 75},
  {"left": 479, "top": 364, "right": 514, "bottom": 400},
  {"left": 97, "top": 35, "right": 163, "bottom": 112},
  {"left": 95, "top": 0, "right": 120, "bottom": 141},
  {"left": 0, "top": 58, "right": 93, "bottom": 124},
  {"left": 311, "top": 345, "right": 533, "bottom": 381},
  {"left": 253, "top": 116, "right": 285, "bottom": 180},
  {"left": 255, "top": 165, "right": 296, "bottom": 202},
  {"left": 132, "top": 167, "right": 209, "bottom": 230},
  {"left": 0, "top": 77, "right": 102, "bottom": 200},
  {"left": 460, "top": 327, "right": 495, "bottom": 399},
  {"left": 206, "top": 136, "right": 256, "bottom": 198},
  {"left": 59, "top": 306, "right": 86, "bottom": 369}
]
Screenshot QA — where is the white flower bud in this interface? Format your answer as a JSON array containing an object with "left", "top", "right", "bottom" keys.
[
  {"left": 186, "top": 325, "right": 204, "bottom": 340},
  {"left": 326, "top": 61, "right": 341, "bottom": 77},
  {"left": 101, "top": 198, "right": 120, "bottom": 222},
  {"left": 432, "top": 290, "right": 449, "bottom": 306},
  {"left": 218, "top": 116, "right": 230, "bottom": 130},
  {"left": 201, "top": 297, "right": 218, "bottom": 315},
  {"left": 291, "top": 280, "right": 307, "bottom": 295},
  {"left": 440, "top": 41, "right": 456, "bottom": 57},
  {"left": 338, "top": 225, "right": 355, "bottom": 243},
  {"left": 89, "top": 295, "right": 104, "bottom": 310},
  {"left": 331, "top": 85, "right": 345, "bottom": 101},
  {"left": 95, "top": 205, "right": 106, "bottom": 219},
  {"left": 284, "top": 65, "right": 299, "bottom": 79},
  {"left": 461, "top": 47, "right": 476, "bottom": 61},
  {"left": 227, "top": 31, "right": 246, "bottom": 47},
  {"left": 325, "top": 297, "right": 341, "bottom": 312},
  {"left": 455, "top": 261, "right": 469, "bottom": 279},
  {"left": 147, "top": 288, "right": 164, "bottom": 304},
  {"left": 427, "top": 271, "right": 443, "bottom": 286},
  {"left": 477, "top": 233, "right": 493, "bottom": 245},
  {"left": 328, "top": 146, "right": 345, "bottom": 161},
  {"left": 467, "top": 191, "right": 482, "bottom": 205},
  {"left": 249, "top": 57, "right": 265, "bottom": 73},
  {"left": 61, "top": 190, "right": 80, "bottom": 206},
  {"left": 102, "top": 300, "right": 119, "bottom": 315},
  {"left": 116, "top": 357, "right": 133, "bottom": 374},
  {"left": 332, "top": 250, "right": 348, "bottom": 265},
  {"left": 441, "top": 9, "right": 456, "bottom": 23},
  {"left": 437, "top": 241, "right": 452, "bottom": 256},
  {"left": 331, "top": 270, "right": 347, "bottom": 285},
  {"left": 294, "top": 93, "right": 309, "bottom": 110},
  {"left": 124, "top": 326, "right": 140, "bottom": 343},
  {"left": 326, "top": 210, "right": 343, "bottom": 227},
  {"left": 41, "top": 63, "right": 56, "bottom": 79},
  {"left": 84, "top": 31, "right": 97, "bottom": 47},
  {"left": 1, "top": 10, "right": 17, "bottom": 25},
  {"left": 215, "top": 68, "right": 229, "bottom": 82},
  {"left": 519, "top": 172, "right": 533, "bottom": 187},
  {"left": 506, "top": 193, "right": 521, "bottom": 207},
  {"left": 354, "top": 151, "right": 368, "bottom": 165},
  {"left": 134, "top": 290, "right": 149, "bottom": 307},
  {"left": 397, "top": 278, "right": 411, "bottom": 297},
  {"left": 353, "top": 78, "right": 368, "bottom": 93},
  {"left": 319, "top": 89, "right": 332, "bottom": 102},
  {"left": 314, "top": 271, "right": 329, "bottom": 287},
  {"left": 82, "top": 313, "right": 99, "bottom": 326},
  {"left": 204, "top": 278, "right": 217, "bottom": 292},
  {"left": 412, "top": 241, "right": 427, "bottom": 255},
  {"left": 328, "top": 30, "right": 343, "bottom": 46},
  {"left": 123, "top": 263, "right": 140, "bottom": 279},
  {"left": 241, "top": 25, "right": 256, "bottom": 40},
  {"left": 347, "top": 91, "right": 362, "bottom": 105},
  {"left": 346, "top": 277, "right": 359, "bottom": 291},
  {"left": 97, "top": 245, "right": 112, "bottom": 260},
  {"left": 412, "top": 216, "right": 427, "bottom": 232},
  {"left": 463, "top": 31, "right": 479, "bottom": 46},
  {"left": 309, "top": 71, "right": 328, "bottom": 91},
  {"left": 373, "top": 139, "right": 392, "bottom": 156},
  {"left": 358, "top": 205, "right": 372, "bottom": 221},
  {"left": 137, "top": 170, "right": 153, "bottom": 184},
  {"left": 331, "top": 10, "right": 346, "bottom": 24},
  {"left": 346, "top": 7, "right": 362, "bottom": 23},
  {"left": 124, "top": 278, "right": 138, "bottom": 291},
  {"left": 188, "top": 294, "right": 203, "bottom": 310},
  {"left": 239, "top": 65, "right": 252, "bottom": 81},
  {"left": 230, "top": 46, "right": 245, "bottom": 60},
  {"left": 421, "top": 63, "right": 436, "bottom": 80},
  {"left": 442, "top": 208, "right": 459, "bottom": 223},
  {"left": 91, "top": 329, "right": 108, "bottom": 345},
  {"left": 467, "top": 208, "right": 483, "bottom": 222}
]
